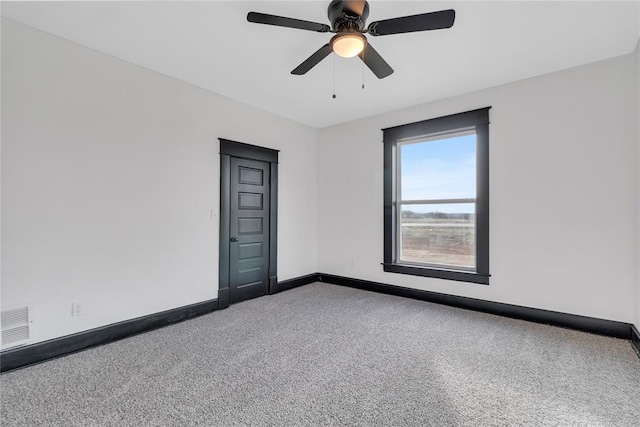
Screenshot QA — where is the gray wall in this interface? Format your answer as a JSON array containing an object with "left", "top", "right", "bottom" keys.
[
  {"left": 636, "top": 39, "right": 640, "bottom": 331},
  {"left": 318, "top": 54, "right": 638, "bottom": 323},
  {"left": 1, "top": 19, "right": 318, "bottom": 345}
]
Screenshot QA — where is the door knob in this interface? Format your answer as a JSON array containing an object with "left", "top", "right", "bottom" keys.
[{"left": 230, "top": 236, "right": 238, "bottom": 242}]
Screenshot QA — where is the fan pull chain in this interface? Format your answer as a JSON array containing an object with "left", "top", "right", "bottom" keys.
[
  {"left": 362, "top": 59, "right": 365, "bottom": 89},
  {"left": 332, "top": 54, "right": 337, "bottom": 99}
]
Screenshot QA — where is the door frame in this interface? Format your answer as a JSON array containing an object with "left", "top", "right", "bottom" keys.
[{"left": 218, "top": 138, "right": 279, "bottom": 309}]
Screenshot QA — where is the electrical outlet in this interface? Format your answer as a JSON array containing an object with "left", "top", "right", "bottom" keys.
[{"left": 71, "top": 302, "right": 82, "bottom": 317}]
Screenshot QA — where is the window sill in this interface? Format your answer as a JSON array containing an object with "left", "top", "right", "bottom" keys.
[{"left": 382, "top": 263, "right": 490, "bottom": 285}]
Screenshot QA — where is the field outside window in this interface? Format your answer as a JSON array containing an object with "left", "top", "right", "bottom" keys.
[{"left": 399, "top": 204, "right": 475, "bottom": 269}]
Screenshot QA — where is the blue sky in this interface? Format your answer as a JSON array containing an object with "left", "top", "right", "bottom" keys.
[{"left": 400, "top": 134, "right": 476, "bottom": 214}]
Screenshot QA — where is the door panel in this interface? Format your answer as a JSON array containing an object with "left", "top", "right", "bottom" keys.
[
  {"left": 229, "top": 157, "right": 270, "bottom": 303},
  {"left": 238, "top": 192, "right": 263, "bottom": 210}
]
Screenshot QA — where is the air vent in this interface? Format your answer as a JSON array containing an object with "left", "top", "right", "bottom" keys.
[{"left": 1, "top": 305, "right": 33, "bottom": 349}]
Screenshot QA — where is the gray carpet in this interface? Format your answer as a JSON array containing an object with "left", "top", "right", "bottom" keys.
[{"left": 2, "top": 283, "right": 639, "bottom": 426}]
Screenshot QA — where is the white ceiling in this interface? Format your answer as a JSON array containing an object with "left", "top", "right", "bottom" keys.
[{"left": 2, "top": 1, "right": 639, "bottom": 128}]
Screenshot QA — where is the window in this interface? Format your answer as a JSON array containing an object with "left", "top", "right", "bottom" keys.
[{"left": 382, "top": 108, "right": 490, "bottom": 284}]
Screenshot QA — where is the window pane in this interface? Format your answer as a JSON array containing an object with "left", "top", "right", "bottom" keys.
[
  {"left": 400, "top": 134, "right": 476, "bottom": 201},
  {"left": 400, "top": 204, "right": 475, "bottom": 269}
]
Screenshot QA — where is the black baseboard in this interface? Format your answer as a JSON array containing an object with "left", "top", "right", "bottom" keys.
[
  {"left": 272, "top": 273, "right": 318, "bottom": 294},
  {"left": 632, "top": 326, "right": 640, "bottom": 358},
  {"left": 0, "top": 274, "right": 318, "bottom": 373},
  {"left": 1, "top": 299, "right": 218, "bottom": 373},
  {"left": 2, "top": 273, "right": 635, "bottom": 373},
  {"left": 317, "top": 274, "right": 633, "bottom": 340}
]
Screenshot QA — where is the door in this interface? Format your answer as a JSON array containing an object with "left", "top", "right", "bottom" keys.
[{"left": 229, "top": 157, "right": 271, "bottom": 304}]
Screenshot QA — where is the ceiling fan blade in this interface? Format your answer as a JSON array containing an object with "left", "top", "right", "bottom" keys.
[
  {"left": 367, "top": 9, "right": 455, "bottom": 36},
  {"left": 247, "top": 12, "right": 330, "bottom": 33},
  {"left": 358, "top": 43, "right": 394, "bottom": 79},
  {"left": 343, "top": 0, "right": 366, "bottom": 16},
  {"left": 291, "top": 44, "right": 333, "bottom": 75}
]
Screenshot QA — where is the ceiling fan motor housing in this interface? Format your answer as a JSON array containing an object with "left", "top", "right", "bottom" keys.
[{"left": 328, "top": 0, "right": 369, "bottom": 32}]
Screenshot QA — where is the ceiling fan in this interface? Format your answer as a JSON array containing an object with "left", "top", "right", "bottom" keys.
[{"left": 247, "top": 0, "right": 456, "bottom": 79}]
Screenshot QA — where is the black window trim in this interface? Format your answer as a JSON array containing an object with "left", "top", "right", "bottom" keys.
[{"left": 382, "top": 107, "right": 491, "bottom": 285}]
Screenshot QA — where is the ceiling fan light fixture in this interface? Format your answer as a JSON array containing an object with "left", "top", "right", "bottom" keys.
[
  {"left": 331, "top": 33, "right": 366, "bottom": 58},
  {"left": 248, "top": 1, "right": 456, "bottom": 78}
]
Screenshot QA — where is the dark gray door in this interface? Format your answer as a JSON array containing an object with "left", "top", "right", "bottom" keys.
[{"left": 229, "top": 157, "right": 271, "bottom": 304}]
